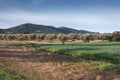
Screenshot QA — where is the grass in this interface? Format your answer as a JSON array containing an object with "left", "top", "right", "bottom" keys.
[
  {"left": 86, "top": 61, "right": 120, "bottom": 73},
  {"left": 0, "top": 68, "right": 25, "bottom": 80},
  {"left": 28, "top": 42, "right": 120, "bottom": 64},
  {"left": 22, "top": 42, "right": 120, "bottom": 73}
]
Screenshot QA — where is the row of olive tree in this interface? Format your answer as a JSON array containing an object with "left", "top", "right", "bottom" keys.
[{"left": 0, "top": 31, "right": 120, "bottom": 43}]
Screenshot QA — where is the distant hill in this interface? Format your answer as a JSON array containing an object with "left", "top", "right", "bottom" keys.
[
  {"left": 0, "top": 23, "right": 98, "bottom": 34},
  {"left": 57, "top": 27, "right": 95, "bottom": 34},
  {"left": 0, "top": 29, "right": 4, "bottom": 33}
]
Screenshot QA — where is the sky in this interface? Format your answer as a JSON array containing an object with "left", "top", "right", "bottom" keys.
[{"left": 0, "top": 0, "right": 120, "bottom": 33}]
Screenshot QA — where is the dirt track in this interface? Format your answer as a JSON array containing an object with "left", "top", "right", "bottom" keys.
[{"left": 0, "top": 43, "right": 120, "bottom": 80}]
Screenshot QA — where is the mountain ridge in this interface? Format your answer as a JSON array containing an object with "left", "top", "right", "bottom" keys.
[{"left": 0, "top": 23, "right": 98, "bottom": 34}]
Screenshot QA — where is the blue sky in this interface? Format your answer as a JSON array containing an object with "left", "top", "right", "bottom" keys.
[{"left": 0, "top": 0, "right": 120, "bottom": 33}]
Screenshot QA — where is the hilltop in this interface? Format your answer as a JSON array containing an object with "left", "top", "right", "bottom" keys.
[{"left": 0, "top": 23, "right": 98, "bottom": 34}]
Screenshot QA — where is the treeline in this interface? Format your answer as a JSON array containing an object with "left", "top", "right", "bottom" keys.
[{"left": 0, "top": 31, "right": 120, "bottom": 43}]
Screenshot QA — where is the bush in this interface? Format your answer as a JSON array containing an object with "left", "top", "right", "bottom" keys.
[
  {"left": 112, "top": 31, "right": 120, "bottom": 41},
  {"left": 57, "top": 34, "right": 67, "bottom": 44}
]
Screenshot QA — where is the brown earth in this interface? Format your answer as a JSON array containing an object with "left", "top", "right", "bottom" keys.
[
  {"left": 0, "top": 40, "right": 105, "bottom": 45},
  {"left": 0, "top": 43, "right": 120, "bottom": 80}
]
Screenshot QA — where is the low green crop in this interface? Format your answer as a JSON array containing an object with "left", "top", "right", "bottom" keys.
[
  {"left": 29, "top": 42, "right": 120, "bottom": 64},
  {"left": 0, "top": 68, "right": 25, "bottom": 80},
  {"left": 24, "top": 42, "right": 120, "bottom": 73}
]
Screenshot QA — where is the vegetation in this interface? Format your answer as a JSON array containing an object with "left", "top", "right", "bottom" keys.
[
  {"left": 23, "top": 42, "right": 120, "bottom": 73},
  {"left": 112, "top": 31, "right": 120, "bottom": 41},
  {"left": 0, "top": 23, "right": 94, "bottom": 34},
  {"left": 57, "top": 34, "right": 67, "bottom": 44},
  {"left": 0, "top": 68, "right": 25, "bottom": 80},
  {"left": 0, "top": 24, "right": 120, "bottom": 79},
  {"left": 0, "top": 31, "right": 120, "bottom": 75},
  {"left": 27, "top": 42, "right": 120, "bottom": 64},
  {"left": 0, "top": 31, "right": 120, "bottom": 43}
]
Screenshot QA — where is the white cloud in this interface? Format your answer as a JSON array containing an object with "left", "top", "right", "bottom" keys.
[{"left": 0, "top": 10, "right": 120, "bottom": 32}]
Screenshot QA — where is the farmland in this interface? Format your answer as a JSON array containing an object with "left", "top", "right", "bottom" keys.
[
  {"left": 0, "top": 39, "right": 120, "bottom": 80},
  {"left": 25, "top": 42, "right": 120, "bottom": 72},
  {"left": 30, "top": 42, "right": 120, "bottom": 64}
]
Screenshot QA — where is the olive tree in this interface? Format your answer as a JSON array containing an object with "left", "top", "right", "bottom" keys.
[
  {"left": 112, "top": 31, "right": 120, "bottom": 41},
  {"left": 57, "top": 34, "right": 67, "bottom": 44}
]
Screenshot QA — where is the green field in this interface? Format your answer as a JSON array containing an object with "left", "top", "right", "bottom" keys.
[
  {"left": 0, "top": 68, "right": 25, "bottom": 80},
  {"left": 25, "top": 42, "right": 120, "bottom": 73}
]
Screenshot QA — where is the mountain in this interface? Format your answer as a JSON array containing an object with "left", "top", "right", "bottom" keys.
[
  {"left": 0, "top": 29, "right": 4, "bottom": 33},
  {"left": 0, "top": 23, "right": 98, "bottom": 34},
  {"left": 5, "top": 23, "right": 59, "bottom": 34},
  {"left": 57, "top": 27, "right": 95, "bottom": 34}
]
